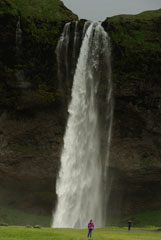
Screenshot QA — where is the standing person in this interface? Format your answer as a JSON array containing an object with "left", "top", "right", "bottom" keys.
[
  {"left": 128, "top": 219, "right": 132, "bottom": 231},
  {"left": 88, "top": 219, "right": 94, "bottom": 238}
]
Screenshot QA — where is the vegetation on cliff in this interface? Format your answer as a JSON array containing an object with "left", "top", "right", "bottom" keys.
[
  {"left": 103, "top": 9, "right": 161, "bottom": 97},
  {"left": 0, "top": 0, "right": 78, "bottom": 21},
  {"left": 102, "top": 9, "right": 161, "bottom": 218},
  {"left": 0, "top": 0, "right": 77, "bottom": 113},
  {"left": 0, "top": 0, "right": 77, "bottom": 220}
]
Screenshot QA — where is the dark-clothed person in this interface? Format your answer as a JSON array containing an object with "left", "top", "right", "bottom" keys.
[{"left": 128, "top": 220, "right": 132, "bottom": 231}]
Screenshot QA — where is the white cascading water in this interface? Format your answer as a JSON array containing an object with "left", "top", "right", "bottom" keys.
[
  {"left": 72, "top": 21, "right": 78, "bottom": 64},
  {"left": 56, "top": 22, "right": 72, "bottom": 90},
  {"left": 15, "top": 16, "right": 30, "bottom": 89},
  {"left": 52, "top": 22, "right": 113, "bottom": 228},
  {"left": 16, "top": 16, "right": 22, "bottom": 46},
  {"left": 56, "top": 21, "right": 80, "bottom": 91}
]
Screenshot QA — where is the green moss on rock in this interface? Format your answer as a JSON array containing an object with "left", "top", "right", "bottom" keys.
[
  {"left": 103, "top": 9, "right": 161, "bottom": 96},
  {"left": 9, "top": 0, "right": 78, "bottom": 21},
  {"left": 0, "top": 0, "right": 78, "bottom": 113},
  {"left": 0, "top": 0, "right": 17, "bottom": 16}
]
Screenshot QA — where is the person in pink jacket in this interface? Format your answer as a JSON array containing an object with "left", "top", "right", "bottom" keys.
[{"left": 88, "top": 219, "right": 94, "bottom": 238}]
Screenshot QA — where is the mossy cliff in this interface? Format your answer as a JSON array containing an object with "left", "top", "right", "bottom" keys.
[
  {"left": 0, "top": 0, "right": 161, "bottom": 224},
  {"left": 0, "top": 0, "right": 77, "bottom": 112},
  {"left": 102, "top": 9, "right": 161, "bottom": 220},
  {"left": 0, "top": 0, "right": 78, "bottom": 221}
]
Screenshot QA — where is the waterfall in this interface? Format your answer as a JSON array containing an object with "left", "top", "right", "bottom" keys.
[
  {"left": 15, "top": 16, "right": 30, "bottom": 89},
  {"left": 56, "top": 22, "right": 71, "bottom": 90},
  {"left": 52, "top": 21, "right": 113, "bottom": 228},
  {"left": 72, "top": 21, "right": 78, "bottom": 66},
  {"left": 56, "top": 21, "right": 82, "bottom": 93},
  {"left": 16, "top": 16, "right": 22, "bottom": 48}
]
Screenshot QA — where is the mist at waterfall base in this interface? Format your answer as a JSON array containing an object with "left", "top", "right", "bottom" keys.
[{"left": 52, "top": 22, "right": 113, "bottom": 228}]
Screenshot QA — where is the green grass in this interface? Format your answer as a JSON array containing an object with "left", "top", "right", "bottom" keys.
[
  {"left": 104, "top": 7, "right": 161, "bottom": 90},
  {"left": 1, "top": 206, "right": 161, "bottom": 229},
  {"left": 0, "top": 226, "right": 161, "bottom": 240},
  {"left": 0, "top": 206, "right": 51, "bottom": 227},
  {"left": 121, "top": 210, "right": 161, "bottom": 227},
  {"left": 0, "top": 0, "right": 78, "bottom": 21},
  {"left": 1, "top": 208, "right": 161, "bottom": 239},
  {"left": 9, "top": 0, "right": 77, "bottom": 21},
  {"left": 107, "top": 8, "right": 161, "bottom": 48},
  {"left": 108, "top": 8, "right": 161, "bottom": 22}
]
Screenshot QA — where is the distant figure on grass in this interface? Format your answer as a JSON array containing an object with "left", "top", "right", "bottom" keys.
[
  {"left": 88, "top": 219, "right": 94, "bottom": 238},
  {"left": 128, "top": 219, "right": 132, "bottom": 231}
]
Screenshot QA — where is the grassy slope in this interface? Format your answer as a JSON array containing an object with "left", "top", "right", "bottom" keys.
[
  {"left": 108, "top": 8, "right": 161, "bottom": 53},
  {"left": 0, "top": 227, "right": 161, "bottom": 240},
  {"left": 0, "top": 0, "right": 78, "bottom": 21},
  {"left": 104, "top": 8, "right": 161, "bottom": 90},
  {"left": 0, "top": 0, "right": 77, "bottom": 111},
  {"left": 104, "top": 8, "right": 161, "bottom": 216},
  {"left": 120, "top": 210, "right": 161, "bottom": 227},
  {"left": 109, "top": 8, "right": 161, "bottom": 21},
  {"left": 1, "top": 207, "right": 161, "bottom": 228},
  {"left": 0, "top": 206, "right": 51, "bottom": 227}
]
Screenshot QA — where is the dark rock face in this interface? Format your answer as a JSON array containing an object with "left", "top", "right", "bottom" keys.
[
  {"left": 0, "top": 109, "right": 65, "bottom": 214},
  {"left": 0, "top": 0, "right": 78, "bottom": 215},
  {"left": 1, "top": 3, "right": 161, "bottom": 223},
  {"left": 0, "top": 0, "right": 78, "bottom": 112},
  {"left": 102, "top": 10, "right": 161, "bottom": 220}
]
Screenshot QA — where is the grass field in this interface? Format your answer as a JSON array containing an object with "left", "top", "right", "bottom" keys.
[
  {"left": 1, "top": 206, "right": 161, "bottom": 229},
  {"left": 0, "top": 227, "right": 161, "bottom": 240},
  {"left": 120, "top": 210, "right": 161, "bottom": 227},
  {"left": 0, "top": 206, "right": 51, "bottom": 227}
]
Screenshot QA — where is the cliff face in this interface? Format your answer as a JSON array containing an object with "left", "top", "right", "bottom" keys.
[
  {"left": 0, "top": 1, "right": 161, "bottom": 223},
  {"left": 0, "top": 0, "right": 78, "bottom": 112},
  {"left": 0, "top": 0, "right": 77, "bottom": 216},
  {"left": 102, "top": 9, "right": 161, "bottom": 219}
]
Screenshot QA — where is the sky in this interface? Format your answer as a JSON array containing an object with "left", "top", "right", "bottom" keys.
[{"left": 62, "top": 0, "right": 161, "bottom": 21}]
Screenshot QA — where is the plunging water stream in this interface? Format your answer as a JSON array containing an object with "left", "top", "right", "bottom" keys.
[
  {"left": 52, "top": 22, "right": 113, "bottom": 228},
  {"left": 16, "top": 16, "right": 22, "bottom": 49},
  {"left": 15, "top": 16, "right": 30, "bottom": 89}
]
